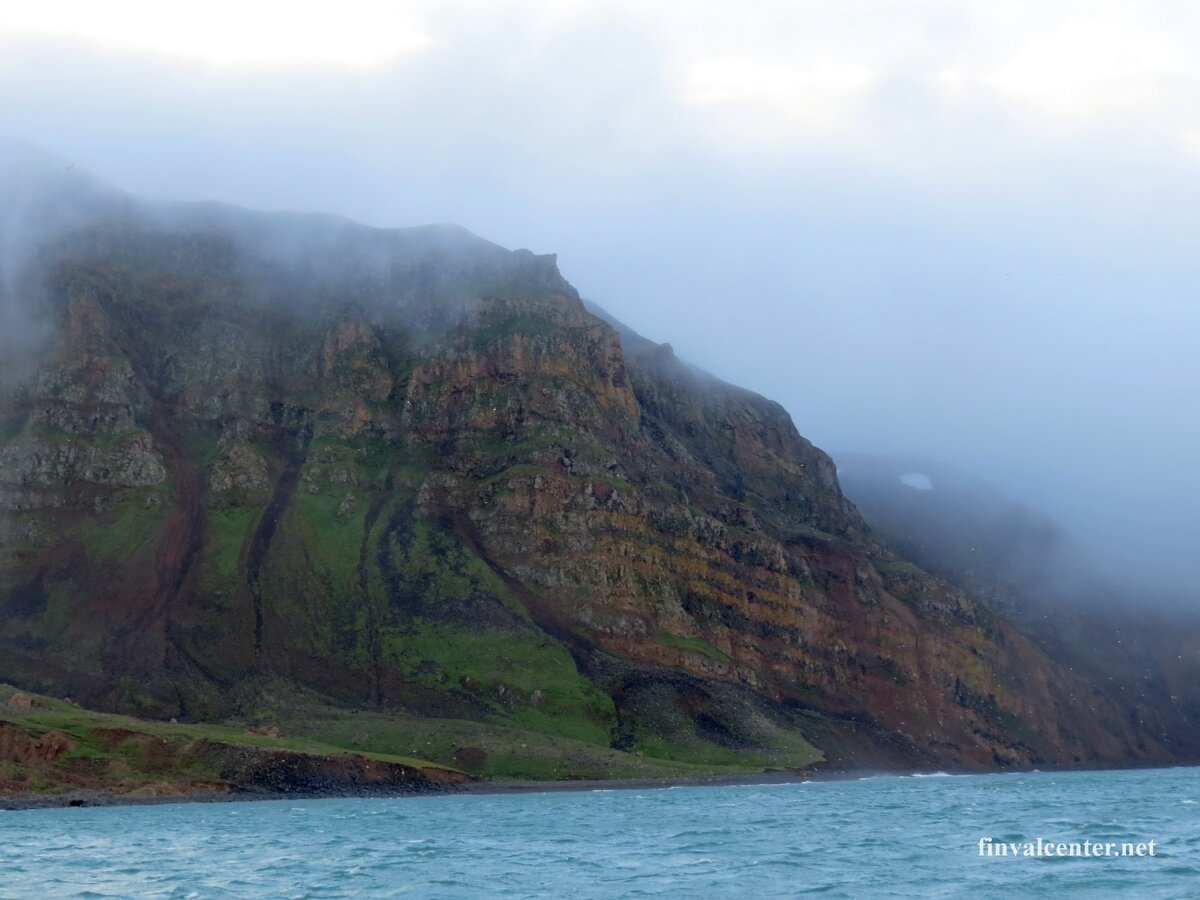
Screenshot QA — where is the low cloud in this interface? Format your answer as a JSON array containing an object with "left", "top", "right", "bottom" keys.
[{"left": 1, "top": 1, "right": 1198, "bottom": 603}]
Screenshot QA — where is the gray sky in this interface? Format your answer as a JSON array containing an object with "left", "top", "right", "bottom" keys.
[{"left": 3, "top": 1, "right": 1198, "bottom": 601}]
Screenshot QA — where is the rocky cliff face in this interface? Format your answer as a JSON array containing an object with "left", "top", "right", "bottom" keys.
[
  {"left": 0, "top": 158, "right": 1194, "bottom": 773},
  {"left": 837, "top": 455, "right": 1200, "bottom": 761}
]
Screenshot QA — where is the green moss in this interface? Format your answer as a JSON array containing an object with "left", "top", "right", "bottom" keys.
[
  {"left": 23, "top": 423, "right": 144, "bottom": 450},
  {"left": 1, "top": 684, "right": 821, "bottom": 788},
  {"left": 373, "top": 507, "right": 530, "bottom": 621},
  {"left": 385, "top": 624, "right": 615, "bottom": 744},
  {"left": 655, "top": 632, "right": 732, "bottom": 664},
  {"left": 206, "top": 506, "right": 262, "bottom": 580},
  {"left": 304, "top": 434, "right": 402, "bottom": 489},
  {"left": 286, "top": 489, "right": 369, "bottom": 587},
  {"left": 632, "top": 729, "right": 822, "bottom": 770},
  {"left": 39, "top": 582, "right": 81, "bottom": 645},
  {"left": 463, "top": 427, "right": 564, "bottom": 461},
  {"left": 180, "top": 427, "right": 225, "bottom": 469},
  {"left": 58, "top": 744, "right": 127, "bottom": 763},
  {"left": 293, "top": 711, "right": 727, "bottom": 781},
  {"left": 469, "top": 317, "right": 562, "bottom": 350},
  {"left": 880, "top": 560, "right": 925, "bottom": 577},
  {"left": 491, "top": 463, "right": 552, "bottom": 480},
  {"left": 77, "top": 491, "right": 170, "bottom": 567},
  {"left": 2, "top": 694, "right": 447, "bottom": 773},
  {"left": 87, "top": 428, "right": 141, "bottom": 450}
]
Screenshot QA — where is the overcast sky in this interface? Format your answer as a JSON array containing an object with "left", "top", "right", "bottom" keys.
[{"left": 2, "top": 1, "right": 1198, "bottom": 600}]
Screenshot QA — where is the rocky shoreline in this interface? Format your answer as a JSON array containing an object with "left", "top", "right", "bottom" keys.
[
  {"left": 0, "top": 768, "right": 833, "bottom": 811},
  {"left": 10, "top": 760, "right": 1191, "bottom": 812}
]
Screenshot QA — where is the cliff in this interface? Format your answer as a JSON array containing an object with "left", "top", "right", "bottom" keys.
[
  {"left": 1, "top": 151, "right": 1194, "bottom": 781},
  {"left": 837, "top": 455, "right": 1200, "bottom": 759}
]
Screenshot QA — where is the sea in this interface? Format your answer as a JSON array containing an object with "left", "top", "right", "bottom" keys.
[{"left": 1, "top": 767, "right": 1197, "bottom": 898}]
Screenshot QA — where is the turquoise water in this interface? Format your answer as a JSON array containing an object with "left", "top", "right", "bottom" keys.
[{"left": 1, "top": 767, "right": 1197, "bottom": 898}]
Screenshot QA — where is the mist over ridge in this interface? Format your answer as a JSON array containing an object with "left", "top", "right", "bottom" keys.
[
  {"left": 2, "top": 131, "right": 1195, "bottom": 615},
  {"left": 2, "top": 131, "right": 1199, "bottom": 778}
]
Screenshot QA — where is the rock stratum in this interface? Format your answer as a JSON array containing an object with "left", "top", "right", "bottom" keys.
[{"left": 1, "top": 149, "right": 1196, "bottom": 787}]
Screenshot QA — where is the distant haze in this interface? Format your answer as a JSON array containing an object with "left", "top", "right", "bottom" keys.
[{"left": 2, "top": 1, "right": 1198, "bottom": 603}]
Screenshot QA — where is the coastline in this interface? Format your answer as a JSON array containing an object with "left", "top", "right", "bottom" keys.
[
  {"left": 0, "top": 767, "right": 840, "bottom": 811},
  {"left": 6, "top": 760, "right": 1197, "bottom": 812}
]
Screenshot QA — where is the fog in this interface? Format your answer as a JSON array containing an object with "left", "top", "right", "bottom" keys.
[{"left": 2, "top": 1, "right": 1198, "bottom": 606}]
